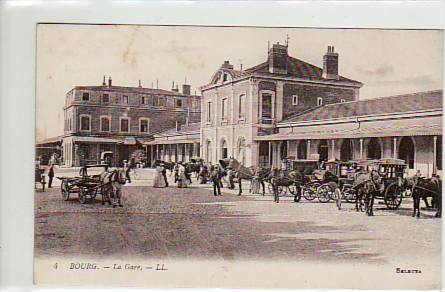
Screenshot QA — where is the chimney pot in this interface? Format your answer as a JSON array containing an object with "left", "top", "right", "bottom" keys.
[{"left": 108, "top": 76, "right": 112, "bottom": 87}]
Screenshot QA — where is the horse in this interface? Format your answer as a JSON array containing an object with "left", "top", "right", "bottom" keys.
[
  {"left": 224, "top": 158, "right": 255, "bottom": 196},
  {"left": 100, "top": 168, "right": 126, "bottom": 207},
  {"left": 352, "top": 170, "right": 382, "bottom": 216},
  {"left": 405, "top": 175, "right": 442, "bottom": 218},
  {"left": 251, "top": 167, "right": 270, "bottom": 195}
]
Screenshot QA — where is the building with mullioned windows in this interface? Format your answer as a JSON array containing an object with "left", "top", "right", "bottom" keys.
[
  {"left": 149, "top": 43, "right": 442, "bottom": 177},
  {"left": 61, "top": 77, "right": 201, "bottom": 167}
]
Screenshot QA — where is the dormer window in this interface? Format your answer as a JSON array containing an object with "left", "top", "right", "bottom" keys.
[
  {"left": 223, "top": 73, "right": 228, "bottom": 82},
  {"left": 292, "top": 95, "right": 299, "bottom": 106},
  {"left": 317, "top": 97, "right": 323, "bottom": 106},
  {"left": 82, "top": 92, "right": 90, "bottom": 101}
]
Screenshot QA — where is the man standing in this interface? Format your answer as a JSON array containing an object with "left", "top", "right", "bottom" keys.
[
  {"left": 210, "top": 166, "right": 221, "bottom": 196},
  {"left": 161, "top": 163, "right": 169, "bottom": 187},
  {"left": 227, "top": 168, "right": 235, "bottom": 189},
  {"left": 123, "top": 160, "right": 132, "bottom": 183},
  {"left": 48, "top": 164, "right": 55, "bottom": 188}
]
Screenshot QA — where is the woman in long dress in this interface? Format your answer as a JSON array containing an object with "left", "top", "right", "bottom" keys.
[
  {"left": 177, "top": 164, "right": 189, "bottom": 188},
  {"left": 153, "top": 165, "right": 167, "bottom": 188}
]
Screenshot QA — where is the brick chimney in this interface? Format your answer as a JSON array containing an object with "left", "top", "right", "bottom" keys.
[
  {"left": 182, "top": 84, "right": 191, "bottom": 95},
  {"left": 268, "top": 42, "right": 288, "bottom": 75},
  {"left": 322, "top": 45, "right": 339, "bottom": 80},
  {"left": 108, "top": 76, "right": 112, "bottom": 87},
  {"left": 221, "top": 60, "right": 234, "bottom": 70}
]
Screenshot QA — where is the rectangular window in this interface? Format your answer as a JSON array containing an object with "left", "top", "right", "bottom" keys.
[
  {"left": 102, "top": 93, "right": 109, "bottom": 103},
  {"left": 159, "top": 97, "right": 165, "bottom": 106},
  {"left": 317, "top": 97, "right": 323, "bottom": 106},
  {"left": 121, "top": 95, "right": 129, "bottom": 104},
  {"left": 139, "top": 118, "right": 149, "bottom": 133},
  {"left": 82, "top": 92, "right": 90, "bottom": 101},
  {"left": 206, "top": 101, "right": 212, "bottom": 123},
  {"left": 80, "top": 115, "right": 91, "bottom": 131},
  {"left": 153, "top": 96, "right": 159, "bottom": 106},
  {"left": 141, "top": 96, "right": 147, "bottom": 105},
  {"left": 261, "top": 92, "right": 273, "bottom": 124},
  {"left": 239, "top": 94, "right": 246, "bottom": 119},
  {"left": 176, "top": 98, "right": 183, "bottom": 108},
  {"left": 292, "top": 95, "right": 299, "bottom": 106},
  {"left": 221, "top": 98, "right": 228, "bottom": 120},
  {"left": 100, "top": 116, "right": 111, "bottom": 132},
  {"left": 120, "top": 118, "right": 130, "bottom": 132}
]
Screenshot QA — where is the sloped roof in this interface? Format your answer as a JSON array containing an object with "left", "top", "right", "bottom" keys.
[
  {"left": 153, "top": 122, "right": 201, "bottom": 138},
  {"left": 281, "top": 90, "right": 443, "bottom": 124},
  {"left": 245, "top": 57, "right": 362, "bottom": 85},
  {"left": 72, "top": 85, "right": 199, "bottom": 97}
]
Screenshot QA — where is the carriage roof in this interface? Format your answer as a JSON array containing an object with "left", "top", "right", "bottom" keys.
[{"left": 81, "top": 164, "right": 110, "bottom": 169}]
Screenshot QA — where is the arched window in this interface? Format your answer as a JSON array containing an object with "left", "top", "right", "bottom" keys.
[
  {"left": 205, "top": 140, "right": 212, "bottom": 162},
  {"left": 399, "top": 137, "right": 415, "bottom": 169},
  {"left": 237, "top": 137, "right": 247, "bottom": 165},
  {"left": 318, "top": 140, "right": 329, "bottom": 162},
  {"left": 280, "top": 142, "right": 288, "bottom": 160},
  {"left": 221, "top": 139, "right": 228, "bottom": 159},
  {"left": 340, "top": 138, "right": 354, "bottom": 161},
  {"left": 367, "top": 138, "right": 382, "bottom": 160},
  {"left": 297, "top": 140, "right": 307, "bottom": 159}
]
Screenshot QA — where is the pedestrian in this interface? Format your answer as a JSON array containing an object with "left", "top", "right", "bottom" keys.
[
  {"left": 227, "top": 168, "right": 235, "bottom": 189},
  {"left": 173, "top": 162, "right": 179, "bottom": 183},
  {"left": 48, "top": 164, "right": 55, "bottom": 188},
  {"left": 161, "top": 163, "right": 169, "bottom": 187},
  {"left": 153, "top": 164, "right": 167, "bottom": 188},
  {"left": 177, "top": 163, "right": 189, "bottom": 188},
  {"left": 210, "top": 166, "right": 221, "bottom": 196},
  {"left": 123, "top": 160, "right": 132, "bottom": 183}
]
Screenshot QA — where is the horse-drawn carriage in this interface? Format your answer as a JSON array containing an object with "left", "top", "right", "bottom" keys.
[
  {"left": 356, "top": 158, "right": 406, "bottom": 210},
  {"left": 57, "top": 164, "right": 124, "bottom": 205}
]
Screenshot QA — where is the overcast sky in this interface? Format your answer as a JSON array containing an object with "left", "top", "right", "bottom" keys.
[{"left": 36, "top": 24, "right": 443, "bottom": 141}]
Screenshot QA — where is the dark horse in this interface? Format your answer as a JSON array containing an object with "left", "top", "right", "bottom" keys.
[
  {"left": 405, "top": 175, "right": 442, "bottom": 218},
  {"left": 224, "top": 158, "right": 255, "bottom": 196},
  {"left": 267, "top": 167, "right": 306, "bottom": 203},
  {"left": 352, "top": 170, "right": 382, "bottom": 216}
]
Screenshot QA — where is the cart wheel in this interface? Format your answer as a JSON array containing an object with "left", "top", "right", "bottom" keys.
[
  {"left": 78, "top": 188, "right": 88, "bottom": 204},
  {"left": 89, "top": 189, "right": 98, "bottom": 200},
  {"left": 384, "top": 182, "right": 403, "bottom": 210},
  {"left": 344, "top": 186, "right": 356, "bottom": 203},
  {"left": 303, "top": 183, "right": 318, "bottom": 201},
  {"left": 61, "top": 181, "right": 70, "bottom": 201},
  {"left": 278, "top": 185, "right": 286, "bottom": 195},
  {"left": 317, "top": 185, "right": 331, "bottom": 203},
  {"left": 288, "top": 184, "right": 297, "bottom": 195},
  {"left": 335, "top": 188, "right": 342, "bottom": 210}
]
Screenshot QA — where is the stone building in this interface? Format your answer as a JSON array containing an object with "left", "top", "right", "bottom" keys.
[
  {"left": 61, "top": 77, "right": 201, "bottom": 166},
  {"left": 258, "top": 90, "right": 443, "bottom": 177},
  {"left": 200, "top": 43, "right": 363, "bottom": 167}
]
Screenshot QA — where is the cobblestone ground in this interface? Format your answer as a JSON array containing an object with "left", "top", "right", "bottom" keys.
[{"left": 35, "top": 168, "right": 441, "bottom": 267}]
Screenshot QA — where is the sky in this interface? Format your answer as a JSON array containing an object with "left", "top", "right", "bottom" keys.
[{"left": 36, "top": 24, "right": 443, "bottom": 141}]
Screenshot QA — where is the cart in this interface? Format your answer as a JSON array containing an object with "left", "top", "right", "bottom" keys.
[
  {"left": 35, "top": 166, "right": 46, "bottom": 192},
  {"left": 57, "top": 164, "right": 108, "bottom": 204}
]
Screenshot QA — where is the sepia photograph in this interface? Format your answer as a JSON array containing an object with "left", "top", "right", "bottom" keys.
[{"left": 34, "top": 24, "right": 443, "bottom": 289}]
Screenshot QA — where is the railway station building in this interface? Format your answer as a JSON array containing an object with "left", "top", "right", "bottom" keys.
[{"left": 149, "top": 43, "right": 442, "bottom": 177}]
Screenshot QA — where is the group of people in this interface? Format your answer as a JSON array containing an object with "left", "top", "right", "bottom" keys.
[
  {"left": 198, "top": 163, "right": 236, "bottom": 196},
  {"left": 152, "top": 162, "right": 191, "bottom": 188}
]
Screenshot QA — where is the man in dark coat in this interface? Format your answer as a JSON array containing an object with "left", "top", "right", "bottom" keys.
[
  {"left": 161, "top": 163, "right": 169, "bottom": 187},
  {"left": 48, "top": 164, "right": 55, "bottom": 188},
  {"left": 210, "top": 166, "right": 221, "bottom": 196}
]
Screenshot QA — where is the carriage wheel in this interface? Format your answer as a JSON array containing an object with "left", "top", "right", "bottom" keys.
[
  {"left": 344, "top": 186, "right": 356, "bottom": 203},
  {"left": 384, "top": 182, "right": 403, "bottom": 210},
  {"left": 335, "top": 188, "right": 342, "bottom": 210},
  {"left": 303, "top": 183, "right": 318, "bottom": 201},
  {"left": 317, "top": 185, "right": 331, "bottom": 203},
  {"left": 278, "top": 185, "right": 287, "bottom": 196},
  {"left": 78, "top": 188, "right": 88, "bottom": 204},
  {"left": 61, "top": 181, "right": 70, "bottom": 201}
]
